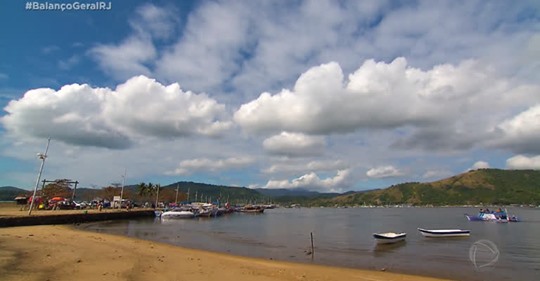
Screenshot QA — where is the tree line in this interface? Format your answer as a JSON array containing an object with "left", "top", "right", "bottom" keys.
[{"left": 22, "top": 180, "right": 189, "bottom": 205}]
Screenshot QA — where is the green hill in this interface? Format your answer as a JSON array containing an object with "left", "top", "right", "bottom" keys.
[
  {"left": 0, "top": 186, "right": 31, "bottom": 201},
  {"left": 324, "top": 169, "right": 540, "bottom": 206},
  {"left": 159, "top": 181, "right": 264, "bottom": 204}
]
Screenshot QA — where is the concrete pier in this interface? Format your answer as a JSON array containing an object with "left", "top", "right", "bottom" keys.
[{"left": 0, "top": 209, "right": 155, "bottom": 227}]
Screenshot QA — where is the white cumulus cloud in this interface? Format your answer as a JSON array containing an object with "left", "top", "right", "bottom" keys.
[
  {"left": 506, "top": 155, "right": 540, "bottom": 170},
  {"left": 494, "top": 104, "right": 540, "bottom": 154},
  {"left": 262, "top": 159, "right": 348, "bottom": 174},
  {"left": 262, "top": 132, "right": 325, "bottom": 157},
  {"left": 234, "top": 57, "right": 535, "bottom": 153},
  {"left": 1, "top": 76, "right": 231, "bottom": 149},
  {"left": 103, "top": 76, "right": 231, "bottom": 138},
  {"left": 366, "top": 165, "right": 403, "bottom": 178},
  {"left": 470, "top": 161, "right": 490, "bottom": 170},
  {"left": 264, "top": 169, "right": 351, "bottom": 192}
]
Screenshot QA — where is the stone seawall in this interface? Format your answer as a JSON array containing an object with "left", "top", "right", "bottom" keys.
[{"left": 0, "top": 210, "right": 155, "bottom": 227}]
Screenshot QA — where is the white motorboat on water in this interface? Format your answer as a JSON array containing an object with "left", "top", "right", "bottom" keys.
[
  {"left": 373, "top": 232, "right": 406, "bottom": 244},
  {"left": 160, "top": 210, "right": 196, "bottom": 219},
  {"left": 418, "top": 228, "right": 470, "bottom": 237}
]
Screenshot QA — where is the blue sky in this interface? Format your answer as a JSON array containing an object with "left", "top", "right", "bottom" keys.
[{"left": 1, "top": 0, "right": 539, "bottom": 192}]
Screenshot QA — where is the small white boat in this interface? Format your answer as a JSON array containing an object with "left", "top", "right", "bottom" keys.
[
  {"left": 161, "top": 210, "right": 196, "bottom": 219},
  {"left": 373, "top": 232, "right": 406, "bottom": 244},
  {"left": 418, "top": 228, "right": 470, "bottom": 237}
]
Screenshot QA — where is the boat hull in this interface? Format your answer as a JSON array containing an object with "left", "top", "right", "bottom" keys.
[
  {"left": 238, "top": 208, "right": 264, "bottom": 213},
  {"left": 465, "top": 214, "right": 484, "bottom": 221},
  {"left": 161, "top": 211, "right": 196, "bottom": 219},
  {"left": 465, "top": 211, "right": 519, "bottom": 222},
  {"left": 373, "top": 232, "right": 406, "bottom": 244},
  {"left": 418, "top": 228, "right": 470, "bottom": 237}
]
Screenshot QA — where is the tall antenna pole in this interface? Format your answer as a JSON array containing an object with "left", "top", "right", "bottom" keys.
[
  {"left": 119, "top": 169, "right": 127, "bottom": 209},
  {"left": 28, "top": 138, "right": 50, "bottom": 215}
]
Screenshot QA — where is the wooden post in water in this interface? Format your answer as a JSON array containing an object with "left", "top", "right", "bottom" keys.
[{"left": 310, "top": 232, "right": 315, "bottom": 259}]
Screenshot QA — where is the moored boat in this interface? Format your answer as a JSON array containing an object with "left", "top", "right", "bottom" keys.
[
  {"left": 418, "top": 228, "right": 470, "bottom": 237},
  {"left": 373, "top": 232, "right": 406, "bottom": 244},
  {"left": 465, "top": 214, "right": 511, "bottom": 223},
  {"left": 465, "top": 208, "right": 519, "bottom": 222},
  {"left": 238, "top": 205, "right": 265, "bottom": 213},
  {"left": 197, "top": 208, "right": 219, "bottom": 217},
  {"left": 161, "top": 209, "right": 196, "bottom": 219},
  {"left": 509, "top": 215, "right": 520, "bottom": 222}
]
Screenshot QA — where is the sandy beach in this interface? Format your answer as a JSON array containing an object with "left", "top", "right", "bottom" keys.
[{"left": 0, "top": 225, "right": 454, "bottom": 281}]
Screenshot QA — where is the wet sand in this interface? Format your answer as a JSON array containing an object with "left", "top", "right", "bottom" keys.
[{"left": 0, "top": 203, "right": 453, "bottom": 281}]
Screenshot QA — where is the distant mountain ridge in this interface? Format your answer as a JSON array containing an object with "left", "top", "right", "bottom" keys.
[
  {"left": 0, "top": 186, "right": 30, "bottom": 201},
  {"left": 327, "top": 169, "right": 540, "bottom": 206}
]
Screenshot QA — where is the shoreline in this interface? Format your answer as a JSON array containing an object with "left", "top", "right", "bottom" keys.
[{"left": 0, "top": 225, "right": 453, "bottom": 281}]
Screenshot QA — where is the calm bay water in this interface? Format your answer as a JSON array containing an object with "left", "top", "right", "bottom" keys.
[{"left": 79, "top": 207, "right": 540, "bottom": 281}]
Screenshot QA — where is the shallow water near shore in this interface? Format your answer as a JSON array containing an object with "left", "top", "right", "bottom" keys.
[{"left": 79, "top": 207, "right": 540, "bottom": 281}]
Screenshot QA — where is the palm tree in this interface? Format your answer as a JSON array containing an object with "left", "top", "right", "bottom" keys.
[
  {"left": 147, "top": 183, "right": 154, "bottom": 195},
  {"left": 135, "top": 182, "right": 161, "bottom": 208},
  {"left": 138, "top": 182, "right": 158, "bottom": 207},
  {"left": 137, "top": 182, "right": 149, "bottom": 197}
]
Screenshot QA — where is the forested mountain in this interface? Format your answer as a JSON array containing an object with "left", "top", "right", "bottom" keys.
[{"left": 323, "top": 169, "right": 540, "bottom": 206}]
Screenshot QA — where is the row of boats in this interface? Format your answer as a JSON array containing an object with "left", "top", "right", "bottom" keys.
[
  {"left": 155, "top": 203, "right": 267, "bottom": 219},
  {"left": 373, "top": 228, "right": 471, "bottom": 244},
  {"left": 374, "top": 209, "right": 521, "bottom": 244}
]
